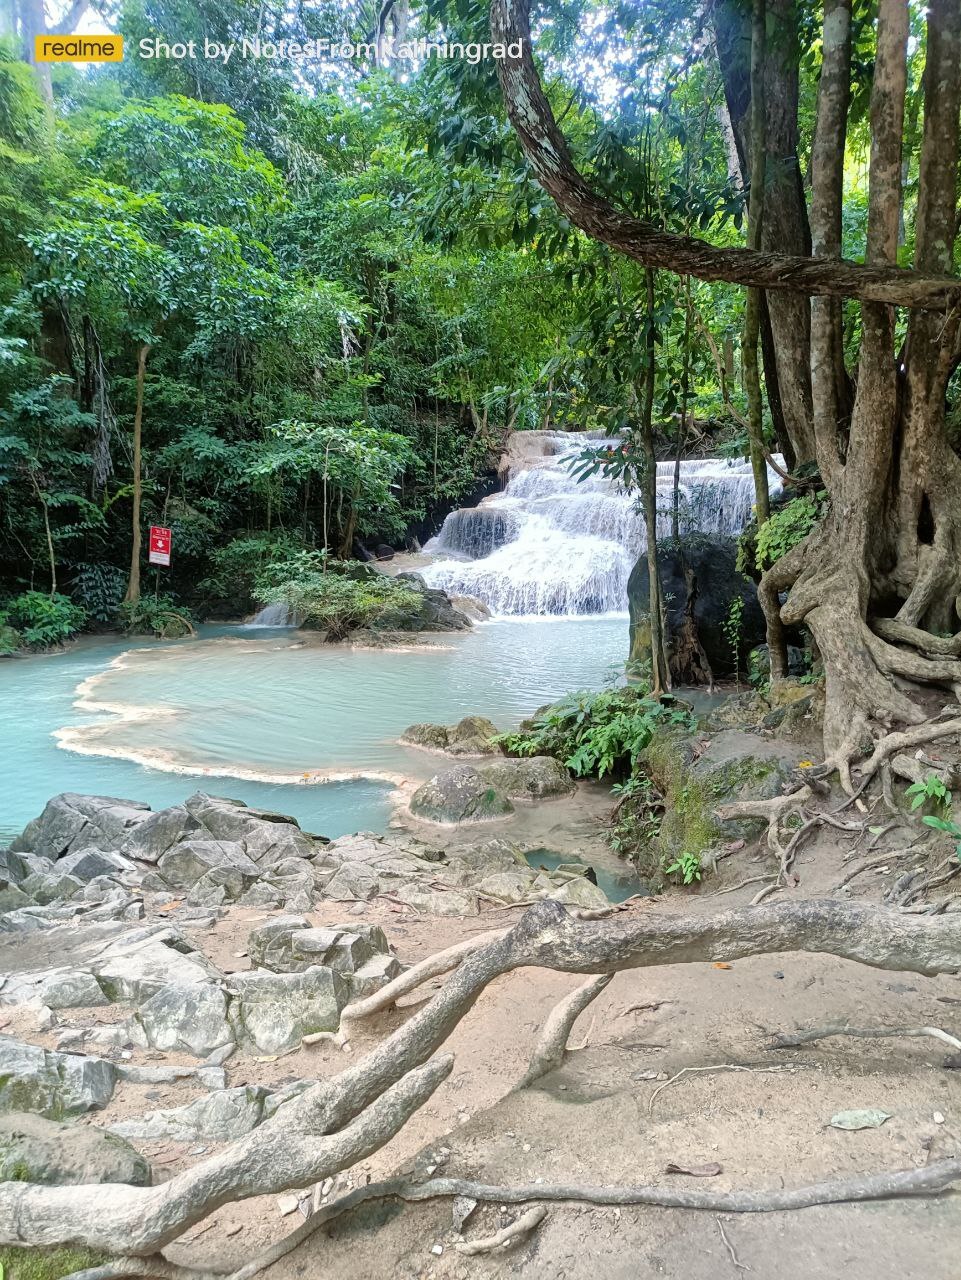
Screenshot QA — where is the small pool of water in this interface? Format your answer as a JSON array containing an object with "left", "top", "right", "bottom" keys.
[
  {"left": 523, "top": 847, "right": 649, "bottom": 903},
  {"left": 0, "top": 616, "right": 629, "bottom": 843}
]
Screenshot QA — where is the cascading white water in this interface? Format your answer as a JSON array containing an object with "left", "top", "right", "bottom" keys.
[
  {"left": 244, "top": 602, "right": 298, "bottom": 628},
  {"left": 421, "top": 431, "right": 781, "bottom": 616}
]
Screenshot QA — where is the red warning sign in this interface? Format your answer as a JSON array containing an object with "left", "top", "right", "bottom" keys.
[{"left": 148, "top": 525, "right": 172, "bottom": 567}]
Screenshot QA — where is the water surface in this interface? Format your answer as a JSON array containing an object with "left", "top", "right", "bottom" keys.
[{"left": 1, "top": 617, "right": 628, "bottom": 842}]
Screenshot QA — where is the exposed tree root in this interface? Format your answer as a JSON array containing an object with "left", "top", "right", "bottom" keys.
[
  {"left": 91, "top": 1161, "right": 961, "bottom": 1280},
  {"left": 455, "top": 1204, "right": 548, "bottom": 1255},
  {"left": 337, "top": 928, "right": 509, "bottom": 1031},
  {"left": 858, "top": 717, "right": 961, "bottom": 785},
  {"left": 768, "top": 1023, "right": 961, "bottom": 1051},
  {"left": 12, "top": 898, "right": 961, "bottom": 1264},
  {"left": 517, "top": 973, "right": 614, "bottom": 1088}
]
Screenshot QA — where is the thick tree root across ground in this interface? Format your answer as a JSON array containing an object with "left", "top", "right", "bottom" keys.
[{"left": 4, "top": 860, "right": 961, "bottom": 1280}]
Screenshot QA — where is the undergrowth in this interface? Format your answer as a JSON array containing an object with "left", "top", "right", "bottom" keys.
[{"left": 0, "top": 1245, "right": 105, "bottom": 1280}]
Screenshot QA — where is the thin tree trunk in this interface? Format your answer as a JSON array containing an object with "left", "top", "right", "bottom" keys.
[
  {"left": 809, "top": 0, "right": 853, "bottom": 489},
  {"left": 638, "top": 269, "right": 671, "bottom": 696},
  {"left": 743, "top": 0, "right": 771, "bottom": 528},
  {"left": 20, "top": 0, "right": 52, "bottom": 104},
  {"left": 124, "top": 343, "right": 151, "bottom": 607},
  {"left": 672, "top": 277, "right": 692, "bottom": 541},
  {"left": 29, "top": 474, "right": 57, "bottom": 598}
]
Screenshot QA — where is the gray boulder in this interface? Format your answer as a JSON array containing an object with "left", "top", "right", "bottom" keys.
[
  {"left": 37, "top": 970, "right": 108, "bottom": 1010},
  {"left": 156, "top": 840, "right": 259, "bottom": 890},
  {"left": 121, "top": 805, "right": 195, "bottom": 863},
  {"left": 473, "top": 869, "right": 538, "bottom": 904},
  {"left": 409, "top": 765, "right": 514, "bottom": 824},
  {"left": 0, "top": 1112, "right": 150, "bottom": 1186},
  {"left": 401, "top": 716, "right": 501, "bottom": 757},
  {"left": 228, "top": 967, "right": 349, "bottom": 1053},
  {"left": 0, "top": 1036, "right": 116, "bottom": 1118},
  {"left": 133, "top": 983, "right": 233, "bottom": 1058},
  {"left": 248, "top": 917, "right": 394, "bottom": 981},
  {"left": 0, "top": 884, "right": 34, "bottom": 913},
  {"left": 92, "top": 924, "right": 219, "bottom": 1003},
  {"left": 385, "top": 574, "right": 472, "bottom": 633},
  {"left": 110, "top": 1085, "right": 271, "bottom": 1142},
  {"left": 10, "top": 794, "right": 151, "bottom": 860},
  {"left": 56, "top": 848, "right": 135, "bottom": 883},
  {"left": 20, "top": 870, "right": 84, "bottom": 905},
  {"left": 476, "top": 756, "right": 575, "bottom": 800},
  {"left": 390, "top": 884, "right": 479, "bottom": 915}
]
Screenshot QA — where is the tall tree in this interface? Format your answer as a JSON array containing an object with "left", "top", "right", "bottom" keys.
[{"left": 491, "top": 0, "right": 961, "bottom": 786}]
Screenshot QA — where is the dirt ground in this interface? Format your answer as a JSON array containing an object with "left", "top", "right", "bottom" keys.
[{"left": 4, "top": 815, "right": 960, "bottom": 1278}]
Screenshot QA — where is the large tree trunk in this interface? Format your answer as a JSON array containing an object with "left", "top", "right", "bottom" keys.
[
  {"left": 491, "top": 0, "right": 961, "bottom": 784},
  {"left": 714, "top": 0, "right": 816, "bottom": 462},
  {"left": 760, "top": 0, "right": 961, "bottom": 786}
]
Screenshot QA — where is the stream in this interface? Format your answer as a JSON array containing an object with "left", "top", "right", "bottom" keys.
[
  {"left": 1, "top": 434, "right": 771, "bottom": 849},
  {"left": 0, "top": 617, "right": 627, "bottom": 843}
]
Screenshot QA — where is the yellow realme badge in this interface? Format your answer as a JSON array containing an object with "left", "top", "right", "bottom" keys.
[{"left": 34, "top": 34, "right": 123, "bottom": 61}]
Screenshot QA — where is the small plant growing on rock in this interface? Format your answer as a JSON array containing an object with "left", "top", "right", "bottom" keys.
[
  {"left": 254, "top": 553, "right": 422, "bottom": 642},
  {"left": 664, "top": 849, "right": 702, "bottom": 885},
  {"left": 722, "top": 595, "right": 744, "bottom": 686},
  {"left": 905, "top": 774, "right": 952, "bottom": 814}
]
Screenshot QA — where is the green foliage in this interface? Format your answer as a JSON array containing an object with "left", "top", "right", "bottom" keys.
[
  {"left": 608, "top": 773, "right": 663, "bottom": 857},
  {"left": 0, "top": 1246, "right": 105, "bottom": 1280},
  {"left": 663, "top": 849, "right": 702, "bottom": 885},
  {"left": 754, "top": 494, "right": 827, "bottom": 571},
  {"left": 903, "top": 775, "right": 961, "bottom": 861},
  {"left": 120, "top": 595, "right": 194, "bottom": 639},
  {"left": 198, "top": 532, "right": 306, "bottom": 612},
  {"left": 497, "top": 687, "right": 695, "bottom": 780},
  {"left": 1, "top": 592, "right": 86, "bottom": 649},
  {"left": 905, "top": 774, "right": 952, "bottom": 813},
  {"left": 71, "top": 563, "right": 127, "bottom": 624},
  {"left": 254, "top": 553, "right": 421, "bottom": 641},
  {"left": 0, "top": 622, "right": 20, "bottom": 655},
  {"left": 722, "top": 596, "right": 744, "bottom": 682},
  {"left": 921, "top": 814, "right": 961, "bottom": 861}
]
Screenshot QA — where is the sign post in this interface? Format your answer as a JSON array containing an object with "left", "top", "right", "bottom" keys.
[{"left": 148, "top": 526, "right": 172, "bottom": 567}]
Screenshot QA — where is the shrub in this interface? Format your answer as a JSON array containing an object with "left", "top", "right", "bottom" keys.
[
  {"left": 0, "top": 622, "right": 22, "bottom": 655},
  {"left": 198, "top": 532, "right": 306, "bottom": 612},
  {"left": 120, "top": 595, "right": 194, "bottom": 638},
  {"left": 71, "top": 562, "right": 127, "bottom": 624},
  {"left": 496, "top": 687, "right": 695, "bottom": 780},
  {"left": 254, "top": 553, "right": 421, "bottom": 641},
  {"left": 2, "top": 591, "right": 86, "bottom": 649},
  {"left": 754, "top": 493, "right": 826, "bottom": 570}
]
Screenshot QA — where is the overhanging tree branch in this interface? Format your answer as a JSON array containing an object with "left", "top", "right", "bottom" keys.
[{"left": 490, "top": 0, "right": 961, "bottom": 310}]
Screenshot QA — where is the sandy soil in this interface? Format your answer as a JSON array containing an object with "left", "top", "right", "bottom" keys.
[{"left": 4, "top": 818, "right": 960, "bottom": 1279}]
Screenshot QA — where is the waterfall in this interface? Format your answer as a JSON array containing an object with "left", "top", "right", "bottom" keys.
[
  {"left": 244, "top": 602, "right": 299, "bottom": 628},
  {"left": 421, "top": 431, "right": 782, "bottom": 617}
]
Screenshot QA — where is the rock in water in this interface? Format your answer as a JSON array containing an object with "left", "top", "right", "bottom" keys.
[
  {"left": 401, "top": 715, "right": 502, "bottom": 756},
  {"left": 409, "top": 757, "right": 574, "bottom": 823},
  {"left": 409, "top": 765, "right": 515, "bottom": 823},
  {"left": 475, "top": 757, "right": 576, "bottom": 800},
  {"left": 0, "top": 1112, "right": 151, "bottom": 1186}
]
